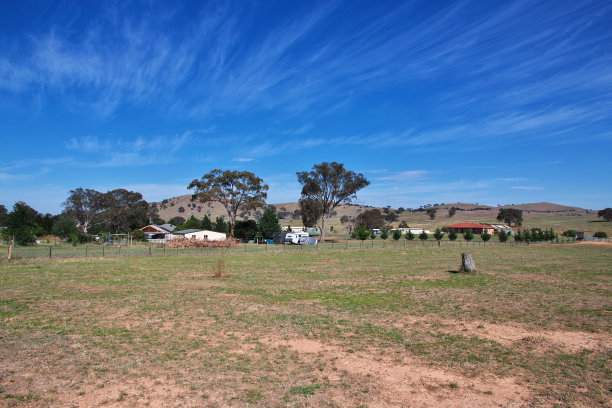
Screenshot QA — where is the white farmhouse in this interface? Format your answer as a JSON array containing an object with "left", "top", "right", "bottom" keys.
[{"left": 171, "top": 229, "right": 227, "bottom": 241}]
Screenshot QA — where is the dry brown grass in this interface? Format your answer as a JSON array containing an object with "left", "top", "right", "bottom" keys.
[{"left": 0, "top": 244, "right": 610, "bottom": 407}]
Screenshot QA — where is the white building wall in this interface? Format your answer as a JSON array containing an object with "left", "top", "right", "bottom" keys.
[{"left": 172, "top": 230, "right": 227, "bottom": 241}]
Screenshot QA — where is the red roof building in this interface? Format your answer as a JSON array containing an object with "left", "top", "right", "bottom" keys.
[{"left": 446, "top": 223, "right": 495, "bottom": 234}]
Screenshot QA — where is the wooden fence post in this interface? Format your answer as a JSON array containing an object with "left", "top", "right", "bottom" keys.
[{"left": 49, "top": 247, "right": 52, "bottom": 259}]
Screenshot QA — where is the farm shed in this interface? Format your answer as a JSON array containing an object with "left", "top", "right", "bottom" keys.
[
  {"left": 446, "top": 223, "right": 494, "bottom": 235},
  {"left": 171, "top": 229, "right": 227, "bottom": 241},
  {"left": 490, "top": 224, "right": 514, "bottom": 236}
]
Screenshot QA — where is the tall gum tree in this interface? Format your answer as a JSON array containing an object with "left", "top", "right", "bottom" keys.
[
  {"left": 297, "top": 162, "right": 369, "bottom": 242},
  {"left": 188, "top": 169, "right": 268, "bottom": 237},
  {"left": 63, "top": 188, "right": 102, "bottom": 233}
]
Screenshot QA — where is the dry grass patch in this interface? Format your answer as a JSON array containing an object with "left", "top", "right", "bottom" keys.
[{"left": 0, "top": 244, "right": 610, "bottom": 407}]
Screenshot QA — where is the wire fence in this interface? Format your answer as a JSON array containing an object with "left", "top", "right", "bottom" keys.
[{"left": 1, "top": 237, "right": 577, "bottom": 260}]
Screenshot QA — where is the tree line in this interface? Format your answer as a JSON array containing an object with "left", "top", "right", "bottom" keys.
[
  {"left": 4, "top": 162, "right": 608, "bottom": 246},
  {"left": 1, "top": 188, "right": 152, "bottom": 245}
]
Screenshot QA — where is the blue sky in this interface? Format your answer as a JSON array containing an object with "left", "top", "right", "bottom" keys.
[{"left": 1, "top": 0, "right": 611, "bottom": 214}]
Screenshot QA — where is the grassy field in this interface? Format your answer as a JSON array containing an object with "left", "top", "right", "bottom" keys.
[{"left": 0, "top": 243, "right": 610, "bottom": 407}]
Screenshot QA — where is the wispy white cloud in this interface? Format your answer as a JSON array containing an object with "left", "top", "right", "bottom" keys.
[
  {"left": 511, "top": 186, "right": 546, "bottom": 191},
  {"left": 65, "top": 131, "right": 194, "bottom": 167},
  {"left": 233, "top": 158, "right": 254, "bottom": 162},
  {"left": 375, "top": 170, "right": 430, "bottom": 181}
]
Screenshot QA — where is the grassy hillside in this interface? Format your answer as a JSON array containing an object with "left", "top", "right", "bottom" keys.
[{"left": 152, "top": 195, "right": 610, "bottom": 236}]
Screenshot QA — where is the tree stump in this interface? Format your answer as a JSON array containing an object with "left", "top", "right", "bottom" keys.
[{"left": 460, "top": 252, "right": 476, "bottom": 273}]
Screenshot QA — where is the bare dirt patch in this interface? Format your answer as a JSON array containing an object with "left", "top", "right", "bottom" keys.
[
  {"left": 394, "top": 317, "right": 611, "bottom": 353},
  {"left": 575, "top": 241, "right": 612, "bottom": 246},
  {"left": 261, "top": 336, "right": 530, "bottom": 407}
]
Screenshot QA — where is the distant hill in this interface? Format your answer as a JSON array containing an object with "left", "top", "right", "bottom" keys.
[
  {"left": 505, "top": 202, "right": 585, "bottom": 212},
  {"left": 151, "top": 195, "right": 591, "bottom": 231}
]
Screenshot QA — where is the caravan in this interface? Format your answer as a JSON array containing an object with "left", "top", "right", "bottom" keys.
[{"left": 284, "top": 232, "right": 318, "bottom": 245}]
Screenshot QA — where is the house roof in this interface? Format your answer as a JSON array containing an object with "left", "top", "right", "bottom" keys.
[
  {"left": 173, "top": 229, "right": 204, "bottom": 235},
  {"left": 446, "top": 223, "right": 492, "bottom": 229},
  {"left": 141, "top": 224, "right": 173, "bottom": 234}
]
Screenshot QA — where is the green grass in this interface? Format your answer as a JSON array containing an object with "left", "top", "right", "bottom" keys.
[{"left": 0, "top": 243, "right": 610, "bottom": 406}]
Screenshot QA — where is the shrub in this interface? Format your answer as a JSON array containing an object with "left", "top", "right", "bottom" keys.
[
  {"left": 593, "top": 231, "right": 608, "bottom": 238},
  {"left": 392, "top": 229, "right": 402, "bottom": 240},
  {"left": 498, "top": 230, "right": 508, "bottom": 243},
  {"left": 380, "top": 229, "right": 389, "bottom": 240},
  {"left": 370, "top": 232, "right": 377, "bottom": 240},
  {"left": 481, "top": 231, "right": 491, "bottom": 243},
  {"left": 406, "top": 230, "right": 415, "bottom": 240},
  {"left": 448, "top": 230, "right": 458, "bottom": 241},
  {"left": 463, "top": 229, "right": 474, "bottom": 241},
  {"left": 514, "top": 229, "right": 522, "bottom": 242},
  {"left": 354, "top": 224, "right": 370, "bottom": 241},
  {"left": 433, "top": 228, "right": 444, "bottom": 241},
  {"left": 131, "top": 228, "right": 147, "bottom": 242},
  {"left": 562, "top": 229, "right": 577, "bottom": 237},
  {"left": 419, "top": 230, "right": 428, "bottom": 241}
]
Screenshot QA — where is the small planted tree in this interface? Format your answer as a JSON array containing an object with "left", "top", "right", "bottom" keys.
[
  {"left": 514, "top": 229, "right": 523, "bottom": 242},
  {"left": 593, "top": 231, "right": 608, "bottom": 238},
  {"left": 419, "top": 230, "right": 428, "bottom": 244},
  {"left": 406, "top": 230, "right": 415, "bottom": 241},
  {"left": 433, "top": 228, "right": 444, "bottom": 241},
  {"left": 498, "top": 230, "right": 508, "bottom": 243},
  {"left": 481, "top": 230, "right": 491, "bottom": 245},
  {"left": 380, "top": 228, "right": 389, "bottom": 240},
  {"left": 392, "top": 229, "right": 402, "bottom": 240},
  {"left": 463, "top": 228, "right": 474, "bottom": 242},
  {"left": 354, "top": 224, "right": 370, "bottom": 241},
  {"left": 523, "top": 230, "right": 532, "bottom": 241},
  {"left": 448, "top": 230, "right": 458, "bottom": 241},
  {"left": 370, "top": 232, "right": 377, "bottom": 240}
]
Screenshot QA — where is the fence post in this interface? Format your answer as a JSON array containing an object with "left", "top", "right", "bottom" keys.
[
  {"left": 119, "top": 245, "right": 121, "bottom": 256},
  {"left": 372, "top": 241, "right": 374, "bottom": 248},
  {"left": 149, "top": 244, "right": 152, "bottom": 256},
  {"left": 102, "top": 245, "right": 105, "bottom": 257},
  {"left": 49, "top": 247, "right": 52, "bottom": 259},
  {"left": 265, "top": 241, "right": 267, "bottom": 253},
  {"left": 7, "top": 243, "right": 12, "bottom": 260},
  {"left": 223, "top": 246, "right": 225, "bottom": 256},
  {"left": 85, "top": 245, "right": 88, "bottom": 257}
]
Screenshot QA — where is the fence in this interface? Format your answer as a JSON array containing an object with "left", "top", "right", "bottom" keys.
[{"left": 1, "top": 237, "right": 577, "bottom": 260}]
